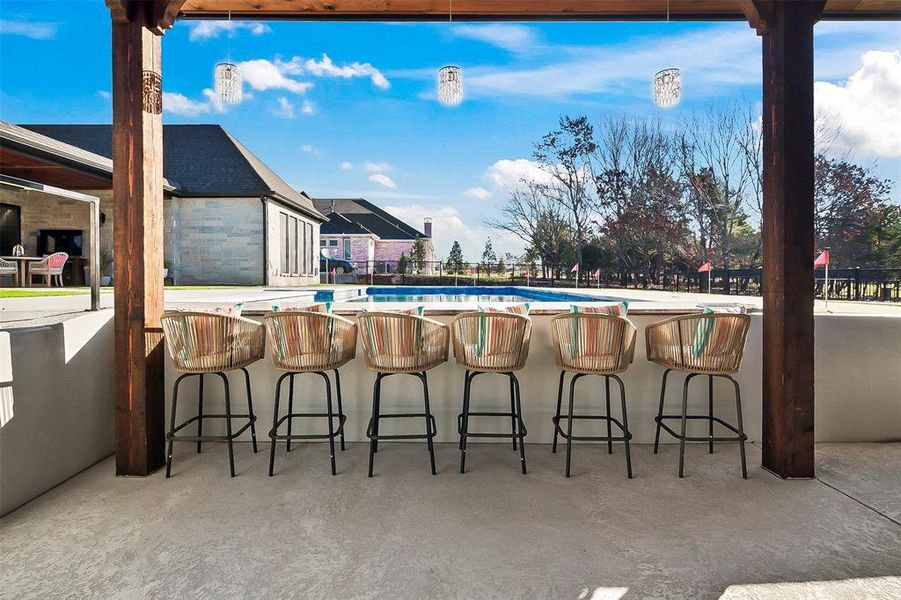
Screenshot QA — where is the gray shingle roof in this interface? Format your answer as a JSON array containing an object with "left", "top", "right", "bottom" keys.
[
  {"left": 313, "top": 198, "right": 426, "bottom": 240},
  {"left": 17, "top": 124, "right": 324, "bottom": 221}
]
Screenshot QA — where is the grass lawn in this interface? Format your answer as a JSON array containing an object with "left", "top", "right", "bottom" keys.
[{"left": 0, "top": 289, "right": 89, "bottom": 298}]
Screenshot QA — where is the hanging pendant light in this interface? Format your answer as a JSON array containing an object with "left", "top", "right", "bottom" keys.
[
  {"left": 437, "top": 0, "right": 464, "bottom": 107},
  {"left": 215, "top": 1, "right": 242, "bottom": 104},
  {"left": 653, "top": 0, "right": 681, "bottom": 108}
]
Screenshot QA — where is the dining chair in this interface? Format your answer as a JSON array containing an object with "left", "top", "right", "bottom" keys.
[{"left": 28, "top": 252, "right": 68, "bottom": 287}]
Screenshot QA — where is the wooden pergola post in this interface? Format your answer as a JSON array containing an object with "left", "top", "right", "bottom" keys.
[
  {"left": 107, "top": 1, "right": 181, "bottom": 476},
  {"left": 744, "top": 0, "right": 825, "bottom": 479}
]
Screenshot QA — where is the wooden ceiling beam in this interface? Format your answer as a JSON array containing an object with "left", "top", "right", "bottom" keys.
[{"left": 105, "top": 0, "right": 187, "bottom": 33}]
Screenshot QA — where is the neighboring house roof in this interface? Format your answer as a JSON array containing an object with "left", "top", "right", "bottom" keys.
[
  {"left": 313, "top": 198, "right": 428, "bottom": 241},
  {"left": 15, "top": 123, "right": 325, "bottom": 222}
]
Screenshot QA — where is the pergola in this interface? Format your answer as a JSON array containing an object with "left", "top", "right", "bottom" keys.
[{"left": 104, "top": 0, "right": 900, "bottom": 478}]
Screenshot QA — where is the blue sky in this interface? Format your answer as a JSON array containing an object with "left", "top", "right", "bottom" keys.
[{"left": 1, "top": 2, "right": 899, "bottom": 259}]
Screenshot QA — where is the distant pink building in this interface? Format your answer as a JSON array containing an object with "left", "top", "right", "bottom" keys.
[{"left": 314, "top": 198, "right": 435, "bottom": 272}]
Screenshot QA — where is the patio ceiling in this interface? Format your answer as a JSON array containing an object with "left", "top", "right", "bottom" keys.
[{"left": 176, "top": 0, "right": 901, "bottom": 21}]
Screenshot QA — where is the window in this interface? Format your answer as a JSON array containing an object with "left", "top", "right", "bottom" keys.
[
  {"left": 328, "top": 239, "right": 338, "bottom": 247},
  {"left": 0, "top": 204, "right": 22, "bottom": 255},
  {"left": 344, "top": 239, "right": 352, "bottom": 260},
  {"left": 279, "top": 213, "right": 289, "bottom": 273},
  {"left": 289, "top": 216, "right": 298, "bottom": 274},
  {"left": 320, "top": 239, "right": 326, "bottom": 247},
  {"left": 300, "top": 220, "right": 307, "bottom": 274},
  {"left": 307, "top": 223, "right": 315, "bottom": 272}
]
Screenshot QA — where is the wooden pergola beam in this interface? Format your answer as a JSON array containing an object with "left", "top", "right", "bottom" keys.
[{"left": 107, "top": 0, "right": 183, "bottom": 476}]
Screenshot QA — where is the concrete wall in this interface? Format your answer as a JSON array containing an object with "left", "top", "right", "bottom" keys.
[
  {"left": 164, "top": 312, "right": 901, "bottom": 447},
  {"left": 265, "top": 200, "right": 319, "bottom": 287},
  {"left": 0, "top": 311, "right": 115, "bottom": 516}
]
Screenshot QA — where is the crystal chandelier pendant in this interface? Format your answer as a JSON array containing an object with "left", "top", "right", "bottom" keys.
[
  {"left": 438, "top": 65, "right": 464, "bottom": 107},
  {"left": 653, "top": 68, "right": 681, "bottom": 108},
  {"left": 215, "top": 62, "right": 242, "bottom": 104}
]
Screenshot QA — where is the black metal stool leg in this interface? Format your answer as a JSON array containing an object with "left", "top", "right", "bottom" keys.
[
  {"left": 459, "top": 370, "right": 469, "bottom": 451},
  {"left": 217, "top": 373, "right": 235, "bottom": 477},
  {"left": 459, "top": 371, "right": 472, "bottom": 473},
  {"left": 166, "top": 374, "right": 189, "bottom": 478},
  {"left": 334, "top": 369, "right": 346, "bottom": 451},
  {"left": 512, "top": 374, "right": 527, "bottom": 474},
  {"left": 552, "top": 371, "right": 565, "bottom": 454},
  {"left": 509, "top": 376, "right": 518, "bottom": 450},
  {"left": 605, "top": 376, "right": 613, "bottom": 455},
  {"left": 728, "top": 375, "right": 748, "bottom": 479},
  {"left": 421, "top": 372, "right": 437, "bottom": 476},
  {"left": 708, "top": 375, "right": 714, "bottom": 454},
  {"left": 653, "top": 369, "right": 671, "bottom": 454},
  {"left": 286, "top": 374, "right": 295, "bottom": 452},
  {"left": 268, "top": 373, "right": 287, "bottom": 476},
  {"left": 196, "top": 375, "right": 204, "bottom": 454},
  {"left": 367, "top": 374, "right": 382, "bottom": 477},
  {"left": 565, "top": 373, "right": 581, "bottom": 478},
  {"left": 242, "top": 367, "right": 258, "bottom": 453},
  {"left": 678, "top": 374, "right": 697, "bottom": 478},
  {"left": 613, "top": 374, "right": 633, "bottom": 479},
  {"left": 321, "top": 372, "right": 337, "bottom": 476}
]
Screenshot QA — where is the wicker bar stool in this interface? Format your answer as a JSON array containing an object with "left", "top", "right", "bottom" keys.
[
  {"left": 161, "top": 311, "right": 264, "bottom": 478},
  {"left": 551, "top": 314, "right": 637, "bottom": 478},
  {"left": 646, "top": 312, "right": 752, "bottom": 478},
  {"left": 452, "top": 312, "right": 531, "bottom": 474},
  {"left": 263, "top": 311, "right": 357, "bottom": 476},
  {"left": 357, "top": 311, "right": 449, "bottom": 477}
]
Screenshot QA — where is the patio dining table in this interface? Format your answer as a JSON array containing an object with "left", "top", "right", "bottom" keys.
[{"left": 1, "top": 256, "right": 45, "bottom": 287}]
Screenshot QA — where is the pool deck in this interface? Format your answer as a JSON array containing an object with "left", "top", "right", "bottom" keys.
[{"left": 2, "top": 285, "right": 899, "bottom": 327}]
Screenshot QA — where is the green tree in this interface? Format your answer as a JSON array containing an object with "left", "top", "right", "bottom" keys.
[
  {"left": 496, "top": 257, "right": 506, "bottom": 276},
  {"left": 481, "top": 238, "right": 497, "bottom": 269},
  {"left": 445, "top": 240, "right": 465, "bottom": 274},
  {"left": 410, "top": 236, "right": 426, "bottom": 273},
  {"left": 397, "top": 253, "right": 409, "bottom": 274}
]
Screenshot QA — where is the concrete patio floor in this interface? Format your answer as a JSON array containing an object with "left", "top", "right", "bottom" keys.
[{"left": 1, "top": 443, "right": 899, "bottom": 599}]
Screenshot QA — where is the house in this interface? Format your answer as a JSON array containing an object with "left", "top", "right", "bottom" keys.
[
  {"left": 313, "top": 198, "right": 435, "bottom": 272},
  {"left": 0, "top": 121, "right": 326, "bottom": 286}
]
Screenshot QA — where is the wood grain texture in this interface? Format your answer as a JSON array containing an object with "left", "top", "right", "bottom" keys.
[
  {"left": 759, "top": 0, "right": 825, "bottom": 480},
  {"left": 177, "top": 0, "right": 900, "bottom": 20},
  {"left": 111, "top": 18, "right": 165, "bottom": 476}
]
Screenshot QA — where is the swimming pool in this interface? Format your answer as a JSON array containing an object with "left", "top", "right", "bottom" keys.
[{"left": 316, "top": 286, "right": 632, "bottom": 304}]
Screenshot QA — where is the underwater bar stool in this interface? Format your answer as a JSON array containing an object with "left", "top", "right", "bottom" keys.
[
  {"left": 452, "top": 311, "right": 530, "bottom": 474},
  {"left": 161, "top": 311, "right": 264, "bottom": 478},
  {"left": 358, "top": 311, "right": 449, "bottom": 477},
  {"left": 264, "top": 311, "right": 357, "bottom": 476},
  {"left": 646, "top": 312, "right": 752, "bottom": 478},
  {"left": 551, "top": 313, "right": 637, "bottom": 478}
]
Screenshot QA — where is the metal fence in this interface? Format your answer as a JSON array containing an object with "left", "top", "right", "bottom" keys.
[{"left": 321, "top": 260, "right": 901, "bottom": 303}]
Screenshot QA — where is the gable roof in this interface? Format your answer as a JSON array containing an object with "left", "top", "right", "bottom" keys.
[
  {"left": 17, "top": 124, "right": 325, "bottom": 222},
  {"left": 313, "top": 198, "right": 426, "bottom": 241}
]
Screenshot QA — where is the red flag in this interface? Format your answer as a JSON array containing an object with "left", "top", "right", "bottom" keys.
[
  {"left": 594, "top": 268, "right": 602, "bottom": 278},
  {"left": 698, "top": 261, "right": 711, "bottom": 273},
  {"left": 814, "top": 250, "right": 829, "bottom": 267},
  {"left": 570, "top": 263, "right": 579, "bottom": 273}
]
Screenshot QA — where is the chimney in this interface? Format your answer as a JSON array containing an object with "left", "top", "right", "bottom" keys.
[{"left": 423, "top": 217, "right": 432, "bottom": 238}]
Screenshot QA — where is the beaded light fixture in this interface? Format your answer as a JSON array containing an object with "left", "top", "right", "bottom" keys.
[
  {"left": 653, "top": 68, "right": 681, "bottom": 108},
  {"left": 653, "top": 0, "right": 681, "bottom": 108},
  {"left": 437, "top": 0, "right": 464, "bottom": 107},
  {"left": 438, "top": 65, "right": 464, "bottom": 107},
  {"left": 214, "top": 1, "right": 242, "bottom": 104}
]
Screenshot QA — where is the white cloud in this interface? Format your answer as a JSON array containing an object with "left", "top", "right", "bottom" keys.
[
  {"left": 363, "top": 161, "right": 391, "bottom": 173},
  {"left": 163, "top": 90, "right": 226, "bottom": 116},
  {"left": 304, "top": 53, "right": 390, "bottom": 89},
  {"left": 464, "top": 186, "right": 493, "bottom": 201},
  {"left": 485, "top": 158, "right": 554, "bottom": 189},
  {"left": 0, "top": 19, "right": 58, "bottom": 40},
  {"left": 340, "top": 161, "right": 354, "bottom": 170},
  {"left": 815, "top": 50, "right": 901, "bottom": 157},
  {"left": 452, "top": 24, "right": 539, "bottom": 53},
  {"left": 97, "top": 90, "right": 111, "bottom": 100},
  {"left": 384, "top": 204, "right": 524, "bottom": 260},
  {"left": 301, "top": 144, "right": 319, "bottom": 154},
  {"left": 236, "top": 59, "right": 313, "bottom": 94},
  {"left": 301, "top": 100, "right": 316, "bottom": 115},
  {"left": 368, "top": 174, "right": 397, "bottom": 189},
  {"left": 274, "top": 97, "right": 294, "bottom": 119},
  {"left": 188, "top": 21, "right": 271, "bottom": 41}
]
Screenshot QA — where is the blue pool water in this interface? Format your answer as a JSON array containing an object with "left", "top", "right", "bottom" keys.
[{"left": 316, "top": 286, "right": 630, "bottom": 304}]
